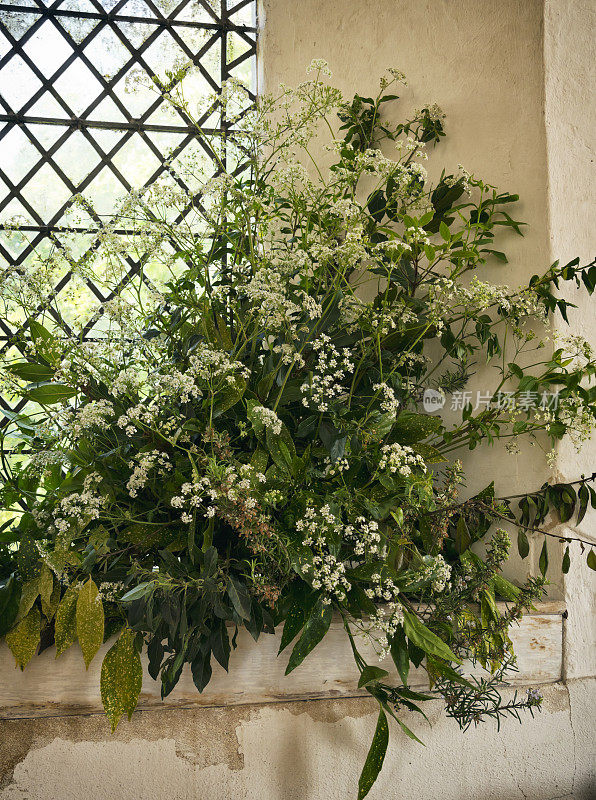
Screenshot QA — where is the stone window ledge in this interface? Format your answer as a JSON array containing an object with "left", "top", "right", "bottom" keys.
[{"left": 0, "top": 601, "right": 565, "bottom": 720}]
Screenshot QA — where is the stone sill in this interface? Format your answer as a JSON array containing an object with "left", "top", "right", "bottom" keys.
[{"left": 0, "top": 601, "right": 566, "bottom": 720}]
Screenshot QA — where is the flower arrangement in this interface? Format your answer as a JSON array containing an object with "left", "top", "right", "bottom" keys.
[{"left": 1, "top": 62, "right": 595, "bottom": 797}]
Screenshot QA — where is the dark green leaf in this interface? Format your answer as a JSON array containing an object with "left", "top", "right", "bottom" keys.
[
  {"left": 577, "top": 484, "right": 589, "bottom": 524},
  {"left": 402, "top": 610, "right": 461, "bottom": 664},
  {"left": 210, "top": 619, "right": 231, "bottom": 670},
  {"left": 517, "top": 529, "right": 530, "bottom": 559},
  {"left": 357, "top": 708, "right": 389, "bottom": 800},
  {"left": 0, "top": 575, "right": 21, "bottom": 637},
  {"left": 358, "top": 665, "right": 389, "bottom": 688},
  {"left": 562, "top": 546, "right": 571, "bottom": 574},
  {"left": 390, "top": 626, "right": 410, "bottom": 685},
  {"left": 226, "top": 575, "right": 251, "bottom": 621},
  {"left": 285, "top": 599, "right": 332, "bottom": 674},
  {"left": 191, "top": 649, "right": 212, "bottom": 692},
  {"left": 454, "top": 516, "right": 471, "bottom": 554},
  {"left": 539, "top": 539, "right": 548, "bottom": 577}
]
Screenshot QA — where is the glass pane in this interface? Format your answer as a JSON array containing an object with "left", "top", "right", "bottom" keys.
[{"left": 0, "top": 0, "right": 257, "bottom": 421}]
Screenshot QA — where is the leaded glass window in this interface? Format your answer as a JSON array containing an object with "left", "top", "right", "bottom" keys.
[{"left": 0, "top": 0, "right": 257, "bottom": 424}]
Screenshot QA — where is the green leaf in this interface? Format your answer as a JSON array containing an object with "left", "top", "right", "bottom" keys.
[
  {"left": 212, "top": 376, "right": 246, "bottom": 417},
  {"left": 191, "top": 649, "right": 212, "bottom": 692},
  {"left": 285, "top": 599, "right": 332, "bottom": 674},
  {"left": 539, "top": 539, "right": 548, "bottom": 577},
  {"left": 411, "top": 443, "right": 447, "bottom": 463},
  {"left": 210, "top": 619, "right": 231, "bottom": 670},
  {"left": 392, "top": 713, "right": 424, "bottom": 745},
  {"left": 439, "top": 221, "right": 451, "bottom": 241},
  {"left": 426, "top": 656, "right": 474, "bottom": 688},
  {"left": 577, "top": 484, "right": 589, "bottom": 524},
  {"left": 25, "top": 383, "right": 77, "bottom": 404},
  {"left": 13, "top": 575, "right": 41, "bottom": 626},
  {"left": 454, "top": 516, "right": 471, "bottom": 554},
  {"left": 27, "top": 318, "right": 51, "bottom": 340},
  {"left": 279, "top": 601, "right": 306, "bottom": 654},
  {"left": 76, "top": 578, "right": 104, "bottom": 669},
  {"left": 100, "top": 627, "right": 142, "bottom": 732},
  {"left": 35, "top": 564, "right": 58, "bottom": 621},
  {"left": 517, "top": 529, "right": 530, "bottom": 559},
  {"left": 392, "top": 412, "right": 442, "bottom": 445},
  {"left": 0, "top": 574, "right": 21, "bottom": 637},
  {"left": 265, "top": 422, "right": 296, "bottom": 474},
  {"left": 492, "top": 572, "right": 520, "bottom": 601},
  {"left": 357, "top": 708, "right": 389, "bottom": 800},
  {"left": 6, "top": 362, "right": 55, "bottom": 382},
  {"left": 389, "top": 626, "right": 410, "bottom": 685},
  {"left": 55, "top": 584, "right": 80, "bottom": 656},
  {"left": 402, "top": 611, "right": 461, "bottom": 664},
  {"left": 120, "top": 582, "right": 152, "bottom": 603},
  {"left": 562, "top": 546, "right": 571, "bottom": 574},
  {"left": 358, "top": 665, "right": 390, "bottom": 688},
  {"left": 6, "top": 606, "right": 40, "bottom": 669},
  {"left": 227, "top": 575, "right": 251, "bottom": 621},
  {"left": 587, "top": 549, "right": 596, "bottom": 571}
]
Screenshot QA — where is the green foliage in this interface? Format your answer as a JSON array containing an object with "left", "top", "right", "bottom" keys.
[
  {"left": 76, "top": 578, "right": 105, "bottom": 669},
  {"left": 0, "top": 63, "right": 594, "bottom": 797},
  {"left": 358, "top": 709, "right": 389, "bottom": 800},
  {"left": 285, "top": 600, "right": 333, "bottom": 674},
  {"left": 54, "top": 584, "right": 80, "bottom": 657},
  {"left": 6, "top": 606, "right": 40, "bottom": 669},
  {"left": 100, "top": 628, "right": 143, "bottom": 732}
]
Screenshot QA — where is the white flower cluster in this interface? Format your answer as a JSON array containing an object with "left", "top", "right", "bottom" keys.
[
  {"left": 243, "top": 267, "right": 303, "bottom": 329},
  {"left": 429, "top": 276, "right": 541, "bottom": 320},
  {"left": 252, "top": 405, "right": 282, "bottom": 435},
  {"left": 39, "top": 472, "right": 107, "bottom": 537},
  {"left": 306, "top": 58, "right": 332, "bottom": 76},
  {"left": 373, "top": 382, "right": 400, "bottom": 415},
  {"left": 421, "top": 554, "right": 452, "bottom": 593},
  {"left": 344, "top": 516, "right": 382, "bottom": 556},
  {"left": 117, "top": 403, "right": 163, "bottom": 437},
  {"left": 378, "top": 443, "right": 426, "bottom": 477},
  {"left": 187, "top": 347, "right": 250, "bottom": 386},
  {"left": 301, "top": 335, "right": 355, "bottom": 412},
  {"left": 323, "top": 457, "right": 350, "bottom": 477},
  {"left": 546, "top": 395, "right": 594, "bottom": 451},
  {"left": 404, "top": 226, "right": 431, "bottom": 247},
  {"left": 127, "top": 451, "right": 172, "bottom": 498},
  {"left": 362, "top": 572, "right": 403, "bottom": 658},
  {"left": 25, "top": 449, "right": 68, "bottom": 475},
  {"left": 297, "top": 505, "right": 351, "bottom": 604},
  {"left": 66, "top": 400, "right": 114, "bottom": 439},
  {"left": 170, "top": 463, "right": 266, "bottom": 524}
]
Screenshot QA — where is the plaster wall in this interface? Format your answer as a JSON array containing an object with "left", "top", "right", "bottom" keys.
[{"left": 1, "top": 2, "right": 594, "bottom": 798}]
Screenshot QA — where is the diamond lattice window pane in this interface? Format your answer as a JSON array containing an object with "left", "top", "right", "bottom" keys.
[{"left": 0, "top": 0, "right": 257, "bottom": 427}]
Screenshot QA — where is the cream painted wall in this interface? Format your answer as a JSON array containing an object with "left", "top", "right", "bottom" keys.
[
  {"left": 1, "top": 2, "right": 594, "bottom": 798},
  {"left": 543, "top": 0, "right": 596, "bottom": 681}
]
